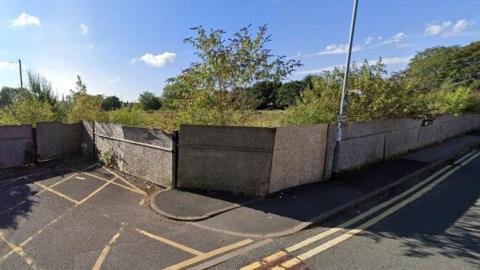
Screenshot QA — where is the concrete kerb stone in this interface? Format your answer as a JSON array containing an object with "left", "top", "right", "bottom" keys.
[
  {"left": 149, "top": 190, "right": 262, "bottom": 222},
  {"left": 187, "top": 144, "right": 479, "bottom": 239}
]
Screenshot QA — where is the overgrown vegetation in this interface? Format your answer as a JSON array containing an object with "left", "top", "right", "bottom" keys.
[{"left": 0, "top": 27, "right": 478, "bottom": 130}]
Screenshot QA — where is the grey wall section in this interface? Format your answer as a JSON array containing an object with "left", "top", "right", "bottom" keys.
[
  {"left": 269, "top": 124, "right": 329, "bottom": 193},
  {"left": 81, "top": 120, "right": 95, "bottom": 159},
  {"left": 94, "top": 122, "right": 174, "bottom": 187},
  {"left": 177, "top": 125, "right": 276, "bottom": 196},
  {"left": 328, "top": 114, "right": 480, "bottom": 174},
  {"left": 36, "top": 122, "right": 82, "bottom": 161},
  {"left": 0, "top": 125, "right": 33, "bottom": 168},
  {"left": 122, "top": 126, "right": 173, "bottom": 187}
]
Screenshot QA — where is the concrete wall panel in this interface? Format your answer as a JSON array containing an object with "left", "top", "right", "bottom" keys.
[
  {"left": 36, "top": 122, "right": 82, "bottom": 160},
  {"left": 269, "top": 124, "right": 328, "bottom": 193},
  {"left": 0, "top": 125, "right": 33, "bottom": 168},
  {"left": 177, "top": 125, "right": 276, "bottom": 196},
  {"left": 122, "top": 126, "right": 173, "bottom": 187}
]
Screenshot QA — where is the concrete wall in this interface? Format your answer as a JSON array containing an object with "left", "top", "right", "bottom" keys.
[
  {"left": 0, "top": 125, "right": 33, "bottom": 168},
  {"left": 94, "top": 122, "right": 174, "bottom": 187},
  {"left": 328, "top": 114, "right": 480, "bottom": 174},
  {"left": 269, "top": 124, "right": 329, "bottom": 193},
  {"left": 177, "top": 125, "right": 276, "bottom": 196},
  {"left": 36, "top": 122, "right": 82, "bottom": 161}
]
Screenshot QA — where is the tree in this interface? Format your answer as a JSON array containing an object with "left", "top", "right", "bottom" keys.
[
  {"left": 0, "top": 87, "right": 28, "bottom": 107},
  {"left": 67, "top": 76, "right": 106, "bottom": 122},
  {"left": 249, "top": 81, "right": 281, "bottom": 109},
  {"left": 169, "top": 24, "right": 302, "bottom": 125},
  {"left": 273, "top": 80, "right": 306, "bottom": 109},
  {"left": 27, "top": 71, "right": 57, "bottom": 108},
  {"left": 102, "top": 95, "right": 122, "bottom": 111},
  {"left": 404, "top": 41, "right": 480, "bottom": 92},
  {"left": 0, "top": 96, "right": 55, "bottom": 125},
  {"left": 138, "top": 91, "right": 161, "bottom": 110}
]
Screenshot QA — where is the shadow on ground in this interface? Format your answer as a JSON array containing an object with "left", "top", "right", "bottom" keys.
[{"left": 0, "top": 164, "right": 78, "bottom": 230}]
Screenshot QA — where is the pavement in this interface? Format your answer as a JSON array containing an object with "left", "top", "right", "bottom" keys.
[
  {"left": 215, "top": 148, "right": 480, "bottom": 270},
  {"left": 151, "top": 132, "right": 480, "bottom": 238},
  {"left": 0, "top": 162, "right": 261, "bottom": 270}
]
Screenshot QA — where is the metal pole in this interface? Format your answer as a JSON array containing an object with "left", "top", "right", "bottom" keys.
[
  {"left": 332, "top": 0, "right": 359, "bottom": 175},
  {"left": 18, "top": 59, "right": 23, "bottom": 89}
]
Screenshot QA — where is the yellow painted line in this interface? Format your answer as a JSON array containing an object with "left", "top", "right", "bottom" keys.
[
  {"left": 242, "top": 150, "right": 479, "bottom": 270},
  {"left": 240, "top": 251, "right": 288, "bottom": 270},
  {"left": 102, "top": 166, "right": 146, "bottom": 195},
  {"left": 77, "top": 177, "right": 117, "bottom": 205},
  {"left": 281, "top": 151, "right": 480, "bottom": 268},
  {"left": 135, "top": 229, "right": 204, "bottom": 256},
  {"left": 91, "top": 223, "right": 127, "bottom": 270},
  {"left": 164, "top": 239, "right": 254, "bottom": 270},
  {"left": 286, "top": 163, "right": 453, "bottom": 252},
  {"left": 239, "top": 261, "right": 263, "bottom": 270},
  {"left": 0, "top": 233, "right": 37, "bottom": 269},
  {"left": 35, "top": 182, "right": 80, "bottom": 204},
  {"left": 84, "top": 172, "right": 145, "bottom": 195},
  {"left": 263, "top": 251, "right": 287, "bottom": 264}
]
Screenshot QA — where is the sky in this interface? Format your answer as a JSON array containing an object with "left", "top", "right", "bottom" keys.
[{"left": 0, "top": 0, "right": 479, "bottom": 101}]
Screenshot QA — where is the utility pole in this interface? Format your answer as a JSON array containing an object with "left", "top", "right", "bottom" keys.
[
  {"left": 332, "top": 0, "right": 359, "bottom": 174},
  {"left": 18, "top": 59, "right": 23, "bottom": 89}
]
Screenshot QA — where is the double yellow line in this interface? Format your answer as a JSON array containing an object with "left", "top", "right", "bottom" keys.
[{"left": 242, "top": 150, "right": 480, "bottom": 270}]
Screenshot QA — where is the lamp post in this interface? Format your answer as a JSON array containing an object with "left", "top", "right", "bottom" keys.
[{"left": 332, "top": 0, "right": 359, "bottom": 174}]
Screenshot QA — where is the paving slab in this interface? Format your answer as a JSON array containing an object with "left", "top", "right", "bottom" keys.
[
  {"left": 151, "top": 189, "right": 252, "bottom": 220},
  {"left": 52, "top": 173, "right": 105, "bottom": 201}
]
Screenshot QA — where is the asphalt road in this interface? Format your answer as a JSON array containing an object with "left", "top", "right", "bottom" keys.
[
  {"left": 215, "top": 151, "right": 480, "bottom": 270},
  {"left": 1, "top": 151, "right": 479, "bottom": 270}
]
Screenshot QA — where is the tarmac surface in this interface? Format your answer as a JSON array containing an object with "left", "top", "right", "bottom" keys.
[
  {"left": 214, "top": 150, "right": 480, "bottom": 269},
  {"left": 0, "top": 163, "right": 258, "bottom": 270}
]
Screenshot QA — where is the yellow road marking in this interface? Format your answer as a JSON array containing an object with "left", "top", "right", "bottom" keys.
[
  {"left": 135, "top": 229, "right": 204, "bottom": 256},
  {"left": 35, "top": 182, "right": 80, "bottom": 204},
  {"left": 286, "top": 164, "right": 453, "bottom": 252},
  {"left": 242, "top": 150, "right": 479, "bottom": 269},
  {"left": 92, "top": 223, "right": 127, "bottom": 270},
  {"left": 48, "top": 163, "right": 100, "bottom": 189},
  {"left": 83, "top": 172, "right": 145, "bottom": 195},
  {"left": 164, "top": 238, "right": 254, "bottom": 270},
  {"left": 0, "top": 233, "right": 37, "bottom": 269},
  {"left": 102, "top": 166, "right": 146, "bottom": 195},
  {"left": 77, "top": 177, "right": 117, "bottom": 205},
  {"left": 239, "top": 251, "right": 288, "bottom": 270},
  {"left": 279, "top": 151, "right": 480, "bottom": 268}
]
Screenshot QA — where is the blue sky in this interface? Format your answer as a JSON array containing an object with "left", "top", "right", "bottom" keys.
[{"left": 0, "top": 0, "right": 479, "bottom": 101}]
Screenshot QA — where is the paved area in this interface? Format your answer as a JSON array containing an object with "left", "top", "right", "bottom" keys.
[
  {"left": 0, "top": 163, "right": 259, "bottom": 270},
  {"left": 214, "top": 150, "right": 480, "bottom": 269},
  {"left": 153, "top": 134, "right": 480, "bottom": 237}
]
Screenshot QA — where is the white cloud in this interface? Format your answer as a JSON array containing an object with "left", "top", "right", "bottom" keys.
[
  {"left": 134, "top": 52, "right": 176, "bottom": 67},
  {"left": 425, "top": 19, "right": 473, "bottom": 37},
  {"left": 377, "top": 56, "right": 413, "bottom": 65},
  {"left": 425, "top": 21, "right": 452, "bottom": 35},
  {"left": 452, "top": 19, "right": 468, "bottom": 33},
  {"left": 0, "top": 61, "right": 17, "bottom": 70},
  {"left": 381, "top": 32, "right": 406, "bottom": 44},
  {"left": 294, "top": 55, "right": 413, "bottom": 76},
  {"left": 317, "top": 43, "right": 362, "bottom": 55},
  {"left": 11, "top": 12, "right": 41, "bottom": 27},
  {"left": 80, "top": 24, "right": 89, "bottom": 35},
  {"left": 295, "top": 64, "right": 343, "bottom": 75},
  {"left": 109, "top": 76, "right": 120, "bottom": 83}
]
